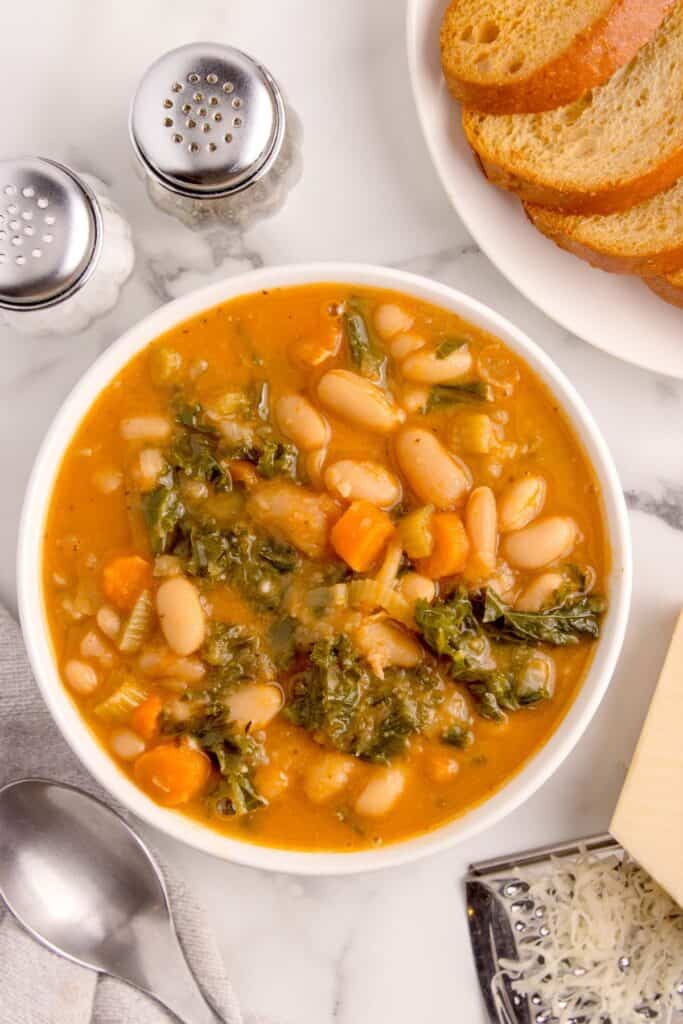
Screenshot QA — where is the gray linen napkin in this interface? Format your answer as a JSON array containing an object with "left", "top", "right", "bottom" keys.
[{"left": 0, "top": 604, "right": 250, "bottom": 1024}]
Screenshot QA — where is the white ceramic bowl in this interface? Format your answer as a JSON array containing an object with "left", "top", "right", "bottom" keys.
[{"left": 18, "top": 263, "right": 631, "bottom": 875}]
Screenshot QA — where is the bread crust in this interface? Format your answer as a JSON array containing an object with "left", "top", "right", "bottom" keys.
[
  {"left": 441, "top": 0, "right": 675, "bottom": 114},
  {"left": 465, "top": 116, "right": 683, "bottom": 216},
  {"left": 646, "top": 274, "right": 683, "bottom": 308},
  {"left": 526, "top": 205, "right": 683, "bottom": 276}
]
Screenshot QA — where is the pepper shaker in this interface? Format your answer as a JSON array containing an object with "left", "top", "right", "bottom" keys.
[
  {"left": 129, "top": 43, "right": 302, "bottom": 230},
  {"left": 0, "top": 158, "right": 134, "bottom": 336}
]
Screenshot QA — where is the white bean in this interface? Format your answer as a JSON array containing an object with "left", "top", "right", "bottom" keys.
[
  {"left": 110, "top": 728, "right": 145, "bottom": 761},
  {"left": 515, "top": 572, "right": 565, "bottom": 612},
  {"left": 465, "top": 486, "right": 497, "bottom": 579},
  {"left": 225, "top": 684, "right": 283, "bottom": 730},
  {"left": 517, "top": 650, "right": 556, "bottom": 701},
  {"left": 96, "top": 604, "right": 121, "bottom": 639},
  {"left": 156, "top": 577, "right": 206, "bottom": 656},
  {"left": 64, "top": 659, "right": 99, "bottom": 695},
  {"left": 395, "top": 428, "right": 471, "bottom": 509},
  {"left": 398, "top": 572, "right": 436, "bottom": 605},
  {"left": 92, "top": 467, "right": 123, "bottom": 494},
  {"left": 80, "top": 630, "right": 114, "bottom": 667},
  {"left": 120, "top": 416, "right": 171, "bottom": 442},
  {"left": 486, "top": 561, "right": 518, "bottom": 603},
  {"left": 255, "top": 763, "right": 290, "bottom": 801},
  {"left": 497, "top": 475, "right": 547, "bottom": 533},
  {"left": 275, "top": 393, "right": 330, "bottom": 451},
  {"left": 390, "top": 332, "right": 426, "bottom": 360},
  {"left": 400, "top": 385, "right": 430, "bottom": 414},
  {"left": 502, "top": 517, "right": 578, "bottom": 571},
  {"left": 304, "top": 752, "right": 356, "bottom": 803},
  {"left": 153, "top": 555, "right": 183, "bottom": 578},
  {"left": 324, "top": 460, "right": 401, "bottom": 508},
  {"left": 354, "top": 620, "right": 422, "bottom": 677},
  {"left": 133, "top": 448, "right": 165, "bottom": 492},
  {"left": 402, "top": 345, "right": 473, "bottom": 383},
  {"left": 426, "top": 748, "right": 460, "bottom": 783},
  {"left": 217, "top": 419, "right": 254, "bottom": 447},
  {"left": 354, "top": 766, "right": 406, "bottom": 817},
  {"left": 138, "top": 649, "right": 206, "bottom": 683},
  {"left": 318, "top": 370, "right": 404, "bottom": 434},
  {"left": 374, "top": 303, "right": 414, "bottom": 339}
]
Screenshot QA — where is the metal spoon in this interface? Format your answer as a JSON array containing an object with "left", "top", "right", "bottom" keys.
[{"left": 0, "top": 778, "right": 222, "bottom": 1023}]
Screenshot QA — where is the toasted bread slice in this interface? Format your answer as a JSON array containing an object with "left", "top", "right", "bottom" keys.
[
  {"left": 441, "top": 0, "right": 674, "bottom": 114},
  {"left": 526, "top": 177, "right": 683, "bottom": 276},
  {"left": 647, "top": 268, "right": 683, "bottom": 307},
  {"left": 463, "top": 2, "right": 683, "bottom": 215}
]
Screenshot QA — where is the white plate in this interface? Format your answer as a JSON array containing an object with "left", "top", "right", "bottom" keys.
[{"left": 406, "top": 0, "right": 683, "bottom": 379}]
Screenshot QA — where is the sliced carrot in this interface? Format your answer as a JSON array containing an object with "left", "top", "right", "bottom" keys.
[
  {"left": 130, "top": 694, "right": 163, "bottom": 741},
  {"left": 134, "top": 743, "right": 210, "bottom": 807},
  {"left": 416, "top": 513, "right": 470, "bottom": 580},
  {"left": 330, "top": 500, "right": 394, "bottom": 573},
  {"left": 102, "top": 555, "right": 153, "bottom": 611}
]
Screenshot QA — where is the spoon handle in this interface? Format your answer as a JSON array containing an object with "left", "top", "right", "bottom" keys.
[
  {"left": 139, "top": 953, "right": 223, "bottom": 1024},
  {"left": 127, "top": 921, "right": 224, "bottom": 1024}
]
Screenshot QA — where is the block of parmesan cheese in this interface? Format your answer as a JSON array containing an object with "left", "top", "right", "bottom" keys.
[{"left": 611, "top": 609, "right": 683, "bottom": 909}]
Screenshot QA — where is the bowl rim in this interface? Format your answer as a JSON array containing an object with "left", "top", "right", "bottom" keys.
[{"left": 17, "top": 262, "right": 632, "bottom": 875}]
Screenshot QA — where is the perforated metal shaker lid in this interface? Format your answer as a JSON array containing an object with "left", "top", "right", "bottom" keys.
[
  {"left": 130, "top": 43, "right": 286, "bottom": 199},
  {"left": 0, "top": 158, "right": 102, "bottom": 311}
]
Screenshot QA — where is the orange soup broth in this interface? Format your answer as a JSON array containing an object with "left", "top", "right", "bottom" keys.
[{"left": 42, "top": 284, "right": 609, "bottom": 852}]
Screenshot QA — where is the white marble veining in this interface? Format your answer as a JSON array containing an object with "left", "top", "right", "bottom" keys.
[{"left": 2, "top": 3, "right": 683, "bottom": 1023}]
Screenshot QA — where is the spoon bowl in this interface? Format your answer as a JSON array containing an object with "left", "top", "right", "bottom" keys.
[{"left": 0, "top": 778, "right": 220, "bottom": 1023}]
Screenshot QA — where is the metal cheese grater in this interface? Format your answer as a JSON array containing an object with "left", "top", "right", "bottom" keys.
[
  {"left": 466, "top": 834, "right": 683, "bottom": 1024},
  {"left": 0, "top": 157, "right": 102, "bottom": 312},
  {"left": 129, "top": 42, "right": 302, "bottom": 228}
]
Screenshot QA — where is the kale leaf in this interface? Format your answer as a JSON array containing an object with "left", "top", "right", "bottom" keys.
[
  {"left": 478, "top": 587, "right": 606, "bottom": 646},
  {"left": 343, "top": 306, "right": 385, "bottom": 379},
  {"left": 202, "top": 622, "right": 275, "bottom": 687},
  {"left": 441, "top": 723, "right": 474, "bottom": 748},
  {"left": 180, "top": 524, "right": 300, "bottom": 608},
  {"left": 286, "top": 637, "right": 444, "bottom": 763},
  {"left": 414, "top": 589, "right": 570, "bottom": 721},
  {"left": 167, "top": 432, "right": 232, "bottom": 490},
  {"left": 425, "top": 380, "right": 493, "bottom": 412},
  {"left": 414, "top": 589, "right": 489, "bottom": 678},
  {"left": 255, "top": 438, "right": 298, "bottom": 480},
  {"left": 435, "top": 337, "right": 468, "bottom": 359},
  {"left": 142, "top": 485, "right": 185, "bottom": 555},
  {"left": 174, "top": 400, "right": 218, "bottom": 435},
  {"left": 161, "top": 706, "right": 267, "bottom": 817}
]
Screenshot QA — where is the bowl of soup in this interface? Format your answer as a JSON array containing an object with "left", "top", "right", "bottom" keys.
[{"left": 18, "top": 264, "right": 631, "bottom": 874}]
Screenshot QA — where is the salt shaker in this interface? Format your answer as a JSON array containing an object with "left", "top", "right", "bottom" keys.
[
  {"left": 129, "top": 43, "right": 302, "bottom": 230},
  {"left": 0, "top": 158, "right": 134, "bottom": 336}
]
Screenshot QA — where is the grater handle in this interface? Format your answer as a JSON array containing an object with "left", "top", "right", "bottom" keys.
[{"left": 468, "top": 832, "right": 617, "bottom": 878}]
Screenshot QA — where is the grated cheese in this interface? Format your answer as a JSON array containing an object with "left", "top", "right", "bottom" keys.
[{"left": 497, "top": 849, "right": 683, "bottom": 1024}]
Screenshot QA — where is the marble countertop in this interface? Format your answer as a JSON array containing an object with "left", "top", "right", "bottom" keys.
[{"left": 3, "top": 3, "right": 683, "bottom": 1022}]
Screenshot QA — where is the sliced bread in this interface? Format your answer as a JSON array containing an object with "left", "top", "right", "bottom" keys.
[
  {"left": 525, "top": 177, "right": 683, "bottom": 276},
  {"left": 441, "top": 0, "right": 674, "bottom": 114},
  {"left": 647, "top": 269, "right": 683, "bottom": 307},
  {"left": 462, "top": 2, "right": 683, "bottom": 215}
]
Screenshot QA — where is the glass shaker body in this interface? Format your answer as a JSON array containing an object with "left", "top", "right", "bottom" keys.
[
  {"left": 130, "top": 43, "right": 302, "bottom": 231},
  {"left": 0, "top": 159, "right": 134, "bottom": 337}
]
